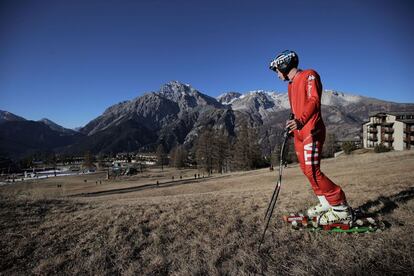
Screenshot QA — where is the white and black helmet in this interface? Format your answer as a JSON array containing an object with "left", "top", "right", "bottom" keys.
[{"left": 269, "top": 50, "right": 299, "bottom": 75}]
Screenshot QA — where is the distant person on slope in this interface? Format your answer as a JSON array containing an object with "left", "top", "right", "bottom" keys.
[{"left": 269, "top": 50, "right": 352, "bottom": 225}]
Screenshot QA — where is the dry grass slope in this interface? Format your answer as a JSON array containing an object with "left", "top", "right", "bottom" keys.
[{"left": 1, "top": 150, "right": 414, "bottom": 275}]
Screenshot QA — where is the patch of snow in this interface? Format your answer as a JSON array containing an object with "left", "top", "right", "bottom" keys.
[
  {"left": 323, "top": 90, "right": 362, "bottom": 106},
  {"left": 221, "top": 98, "right": 235, "bottom": 105}
]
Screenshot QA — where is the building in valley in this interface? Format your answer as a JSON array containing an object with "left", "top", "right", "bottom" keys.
[{"left": 362, "top": 112, "right": 414, "bottom": 151}]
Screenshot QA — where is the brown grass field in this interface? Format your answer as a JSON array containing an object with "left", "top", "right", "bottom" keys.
[{"left": 1, "top": 150, "right": 414, "bottom": 275}]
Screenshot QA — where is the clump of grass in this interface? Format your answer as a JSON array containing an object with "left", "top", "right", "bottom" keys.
[{"left": 374, "top": 143, "right": 391, "bottom": 153}]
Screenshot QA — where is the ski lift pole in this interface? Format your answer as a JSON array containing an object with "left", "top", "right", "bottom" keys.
[{"left": 258, "top": 113, "right": 293, "bottom": 250}]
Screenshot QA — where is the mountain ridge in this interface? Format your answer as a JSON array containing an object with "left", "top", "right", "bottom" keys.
[
  {"left": 38, "top": 118, "right": 78, "bottom": 135},
  {"left": 0, "top": 110, "right": 27, "bottom": 124},
  {"left": 67, "top": 81, "right": 414, "bottom": 155},
  {"left": 1, "top": 81, "right": 414, "bottom": 159}
]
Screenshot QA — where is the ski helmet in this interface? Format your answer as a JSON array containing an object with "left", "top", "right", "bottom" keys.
[{"left": 269, "top": 50, "right": 299, "bottom": 75}]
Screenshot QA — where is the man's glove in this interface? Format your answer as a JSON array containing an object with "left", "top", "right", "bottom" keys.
[{"left": 295, "top": 119, "right": 303, "bottom": 130}]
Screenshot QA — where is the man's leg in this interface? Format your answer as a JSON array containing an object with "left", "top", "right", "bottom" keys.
[
  {"left": 300, "top": 136, "right": 346, "bottom": 206},
  {"left": 295, "top": 136, "right": 321, "bottom": 196},
  {"left": 295, "top": 136, "right": 330, "bottom": 216}
]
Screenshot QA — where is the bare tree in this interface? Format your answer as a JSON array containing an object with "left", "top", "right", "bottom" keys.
[
  {"left": 232, "top": 121, "right": 263, "bottom": 170},
  {"left": 212, "top": 129, "right": 231, "bottom": 173},
  {"left": 248, "top": 126, "right": 263, "bottom": 168},
  {"left": 322, "top": 132, "right": 337, "bottom": 158},
  {"left": 195, "top": 128, "right": 215, "bottom": 174},
  {"left": 170, "top": 145, "right": 188, "bottom": 169},
  {"left": 47, "top": 153, "right": 57, "bottom": 176},
  {"left": 232, "top": 121, "right": 249, "bottom": 170},
  {"left": 83, "top": 151, "right": 95, "bottom": 171},
  {"left": 97, "top": 153, "right": 106, "bottom": 170},
  {"left": 156, "top": 144, "right": 167, "bottom": 171}
]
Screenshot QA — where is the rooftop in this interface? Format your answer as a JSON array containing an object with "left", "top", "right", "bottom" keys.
[
  {"left": 398, "top": 119, "right": 414, "bottom": 124},
  {"left": 368, "top": 111, "right": 414, "bottom": 117}
]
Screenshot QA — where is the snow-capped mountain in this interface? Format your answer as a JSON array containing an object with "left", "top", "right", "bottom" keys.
[
  {"left": 217, "top": 92, "right": 242, "bottom": 105},
  {"left": 322, "top": 90, "right": 363, "bottom": 106},
  {"left": 218, "top": 89, "right": 364, "bottom": 112},
  {"left": 218, "top": 90, "right": 290, "bottom": 122},
  {"left": 215, "top": 88, "right": 408, "bottom": 139}
]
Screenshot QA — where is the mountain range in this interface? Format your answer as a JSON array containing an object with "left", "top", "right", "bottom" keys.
[
  {"left": 0, "top": 111, "right": 83, "bottom": 160},
  {"left": 1, "top": 81, "right": 414, "bottom": 160}
]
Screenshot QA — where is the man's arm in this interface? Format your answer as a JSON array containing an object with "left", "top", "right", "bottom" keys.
[{"left": 296, "top": 71, "right": 322, "bottom": 126}]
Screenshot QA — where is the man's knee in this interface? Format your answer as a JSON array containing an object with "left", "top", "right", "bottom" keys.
[{"left": 303, "top": 166, "right": 322, "bottom": 179}]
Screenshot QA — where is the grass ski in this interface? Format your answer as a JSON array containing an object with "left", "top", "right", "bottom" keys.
[{"left": 283, "top": 209, "right": 384, "bottom": 233}]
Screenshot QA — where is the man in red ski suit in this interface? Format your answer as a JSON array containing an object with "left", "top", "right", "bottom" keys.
[{"left": 269, "top": 50, "right": 352, "bottom": 225}]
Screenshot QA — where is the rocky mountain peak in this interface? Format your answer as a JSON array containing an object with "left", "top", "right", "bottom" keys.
[
  {"left": 159, "top": 81, "right": 193, "bottom": 95},
  {"left": 217, "top": 92, "right": 242, "bottom": 105},
  {"left": 157, "top": 81, "right": 196, "bottom": 104},
  {"left": 0, "top": 110, "right": 26, "bottom": 124},
  {"left": 38, "top": 118, "right": 78, "bottom": 135},
  {"left": 39, "top": 118, "right": 57, "bottom": 125},
  {"left": 322, "top": 90, "right": 363, "bottom": 106},
  {"left": 157, "top": 81, "right": 222, "bottom": 109},
  {"left": 222, "top": 90, "right": 290, "bottom": 112}
]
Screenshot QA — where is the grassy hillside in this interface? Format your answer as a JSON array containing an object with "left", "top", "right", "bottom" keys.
[{"left": 1, "top": 150, "right": 414, "bottom": 275}]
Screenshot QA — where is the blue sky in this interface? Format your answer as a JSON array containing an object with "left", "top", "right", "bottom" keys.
[{"left": 1, "top": 0, "right": 413, "bottom": 128}]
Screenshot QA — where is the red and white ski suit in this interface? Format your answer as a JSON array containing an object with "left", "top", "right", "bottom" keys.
[{"left": 288, "top": 69, "right": 346, "bottom": 205}]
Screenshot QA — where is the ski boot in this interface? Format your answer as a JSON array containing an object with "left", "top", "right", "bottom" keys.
[
  {"left": 317, "top": 205, "right": 354, "bottom": 230},
  {"left": 306, "top": 195, "right": 331, "bottom": 217}
]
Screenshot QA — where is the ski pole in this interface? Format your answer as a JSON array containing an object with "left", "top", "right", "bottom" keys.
[
  {"left": 263, "top": 113, "right": 293, "bottom": 219},
  {"left": 258, "top": 113, "right": 293, "bottom": 250}
]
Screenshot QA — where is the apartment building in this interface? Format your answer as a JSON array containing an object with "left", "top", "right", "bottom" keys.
[{"left": 362, "top": 112, "right": 414, "bottom": 151}]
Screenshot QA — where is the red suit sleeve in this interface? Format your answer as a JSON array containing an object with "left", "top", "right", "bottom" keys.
[{"left": 297, "top": 72, "right": 322, "bottom": 126}]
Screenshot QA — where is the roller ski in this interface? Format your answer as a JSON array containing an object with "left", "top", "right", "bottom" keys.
[{"left": 283, "top": 208, "right": 383, "bottom": 233}]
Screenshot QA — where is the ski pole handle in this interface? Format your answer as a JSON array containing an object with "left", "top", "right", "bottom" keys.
[{"left": 284, "top": 113, "right": 295, "bottom": 137}]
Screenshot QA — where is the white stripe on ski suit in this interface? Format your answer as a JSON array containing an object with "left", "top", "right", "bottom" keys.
[{"left": 304, "top": 141, "right": 319, "bottom": 165}]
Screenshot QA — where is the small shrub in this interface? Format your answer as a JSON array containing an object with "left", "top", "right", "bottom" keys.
[
  {"left": 342, "top": 141, "right": 356, "bottom": 155},
  {"left": 374, "top": 143, "right": 390, "bottom": 153}
]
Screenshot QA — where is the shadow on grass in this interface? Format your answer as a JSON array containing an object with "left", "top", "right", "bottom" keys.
[{"left": 356, "top": 186, "right": 414, "bottom": 228}]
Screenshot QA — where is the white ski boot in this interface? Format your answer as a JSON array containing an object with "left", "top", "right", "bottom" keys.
[
  {"left": 317, "top": 204, "right": 353, "bottom": 225},
  {"left": 306, "top": 196, "right": 330, "bottom": 217}
]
